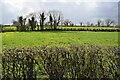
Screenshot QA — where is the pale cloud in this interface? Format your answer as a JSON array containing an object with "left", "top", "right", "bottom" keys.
[
  {"left": 3, "top": 0, "right": 119, "bottom": 3},
  {"left": 4, "top": 0, "right": 24, "bottom": 12},
  {"left": 1, "top": 0, "right": 118, "bottom": 25},
  {"left": 59, "top": 0, "right": 67, "bottom": 3},
  {"left": 59, "top": 0, "right": 119, "bottom": 2},
  {"left": 3, "top": 0, "right": 42, "bottom": 16},
  {"left": 75, "top": 1, "right": 81, "bottom": 5},
  {"left": 84, "top": 2, "right": 98, "bottom": 12},
  {"left": 2, "top": 0, "right": 119, "bottom": 12},
  {"left": 42, "top": 0, "right": 46, "bottom": 2}
]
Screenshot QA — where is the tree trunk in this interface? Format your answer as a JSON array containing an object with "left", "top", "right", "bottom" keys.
[
  {"left": 50, "top": 22, "right": 52, "bottom": 29},
  {"left": 17, "top": 26, "right": 19, "bottom": 31},
  {"left": 54, "top": 21, "right": 57, "bottom": 30},
  {"left": 54, "top": 24, "right": 56, "bottom": 30}
]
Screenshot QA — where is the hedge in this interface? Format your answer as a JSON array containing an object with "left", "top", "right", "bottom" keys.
[
  {"left": 2, "top": 45, "right": 120, "bottom": 79},
  {"left": 2, "top": 28, "right": 120, "bottom": 32}
]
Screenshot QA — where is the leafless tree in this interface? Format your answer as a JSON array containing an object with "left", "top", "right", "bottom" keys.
[
  {"left": 38, "top": 11, "right": 46, "bottom": 30},
  {"left": 48, "top": 13, "right": 53, "bottom": 29},
  {"left": 28, "top": 16, "right": 37, "bottom": 31},
  {"left": 80, "top": 22, "right": 83, "bottom": 26},
  {"left": 90, "top": 23, "right": 94, "bottom": 27},
  {"left": 97, "top": 19, "right": 102, "bottom": 27},
  {"left": 12, "top": 16, "right": 26, "bottom": 31},
  {"left": 64, "top": 19, "right": 71, "bottom": 27},
  {"left": 69, "top": 21, "right": 74, "bottom": 27},
  {"left": 26, "top": 12, "right": 37, "bottom": 30},
  {"left": 105, "top": 19, "right": 115, "bottom": 27},
  {"left": 101, "top": 21, "right": 104, "bottom": 27},
  {"left": 48, "top": 10, "right": 63, "bottom": 29}
]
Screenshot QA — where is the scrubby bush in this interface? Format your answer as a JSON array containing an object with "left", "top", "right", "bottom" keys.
[{"left": 2, "top": 45, "right": 120, "bottom": 79}]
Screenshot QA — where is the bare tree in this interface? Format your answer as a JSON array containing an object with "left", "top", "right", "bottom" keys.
[
  {"left": 49, "top": 13, "right": 53, "bottom": 29},
  {"left": 80, "top": 22, "right": 83, "bottom": 26},
  {"left": 27, "top": 12, "right": 38, "bottom": 30},
  {"left": 69, "top": 21, "right": 74, "bottom": 27},
  {"left": 90, "top": 23, "right": 94, "bottom": 27},
  {"left": 64, "top": 19, "right": 71, "bottom": 27},
  {"left": 101, "top": 21, "right": 104, "bottom": 27},
  {"left": 18, "top": 16, "right": 23, "bottom": 31},
  {"left": 38, "top": 11, "right": 46, "bottom": 30},
  {"left": 112, "top": 20, "right": 116, "bottom": 26},
  {"left": 23, "top": 18, "right": 26, "bottom": 30},
  {"left": 97, "top": 19, "right": 102, "bottom": 27},
  {"left": 105, "top": 19, "right": 115, "bottom": 27},
  {"left": 48, "top": 10, "right": 63, "bottom": 30},
  {"left": 28, "top": 16, "right": 37, "bottom": 31},
  {"left": 13, "top": 16, "right": 26, "bottom": 31}
]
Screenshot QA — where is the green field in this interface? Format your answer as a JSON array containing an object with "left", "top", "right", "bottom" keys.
[
  {"left": 58, "top": 26, "right": 119, "bottom": 30},
  {"left": 2, "top": 31, "right": 119, "bottom": 47},
  {"left": 2, "top": 26, "right": 17, "bottom": 30}
]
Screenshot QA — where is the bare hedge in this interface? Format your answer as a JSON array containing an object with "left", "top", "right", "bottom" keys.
[{"left": 2, "top": 45, "right": 120, "bottom": 79}]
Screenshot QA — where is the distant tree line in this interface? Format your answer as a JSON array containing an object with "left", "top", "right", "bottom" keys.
[
  {"left": 12, "top": 10, "right": 117, "bottom": 31},
  {"left": 13, "top": 10, "right": 63, "bottom": 31},
  {"left": 79, "top": 19, "right": 116, "bottom": 27},
  {"left": 58, "top": 18, "right": 116, "bottom": 27}
]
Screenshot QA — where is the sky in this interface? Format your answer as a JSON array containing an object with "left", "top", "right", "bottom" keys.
[{"left": 0, "top": 0, "right": 119, "bottom": 25}]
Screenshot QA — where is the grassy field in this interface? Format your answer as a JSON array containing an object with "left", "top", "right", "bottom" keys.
[
  {"left": 1, "top": 30, "right": 119, "bottom": 79},
  {"left": 58, "top": 26, "right": 119, "bottom": 30},
  {"left": 2, "top": 26, "right": 17, "bottom": 30},
  {"left": 2, "top": 31, "right": 119, "bottom": 47}
]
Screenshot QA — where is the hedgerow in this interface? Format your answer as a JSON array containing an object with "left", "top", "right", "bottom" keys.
[
  {"left": 2, "top": 28, "right": 120, "bottom": 32},
  {"left": 2, "top": 45, "right": 120, "bottom": 79}
]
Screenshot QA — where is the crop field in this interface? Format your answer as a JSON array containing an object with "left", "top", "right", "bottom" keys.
[{"left": 2, "top": 31, "right": 119, "bottom": 47}]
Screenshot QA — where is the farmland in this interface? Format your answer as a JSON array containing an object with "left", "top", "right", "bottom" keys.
[
  {"left": 2, "top": 31, "right": 118, "bottom": 47},
  {"left": 1, "top": 25, "right": 120, "bottom": 79},
  {"left": 1, "top": 5, "right": 120, "bottom": 79}
]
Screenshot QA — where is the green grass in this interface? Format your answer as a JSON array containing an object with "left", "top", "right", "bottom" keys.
[
  {"left": 58, "top": 26, "right": 119, "bottom": 30},
  {"left": 2, "top": 31, "right": 119, "bottom": 47},
  {"left": 2, "top": 26, "right": 17, "bottom": 30}
]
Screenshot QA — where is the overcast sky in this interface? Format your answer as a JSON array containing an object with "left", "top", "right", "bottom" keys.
[{"left": 0, "top": 0, "right": 119, "bottom": 25}]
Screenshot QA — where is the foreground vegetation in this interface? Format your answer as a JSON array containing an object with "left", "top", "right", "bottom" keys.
[
  {"left": 2, "top": 31, "right": 118, "bottom": 47},
  {"left": 2, "top": 45, "right": 120, "bottom": 79}
]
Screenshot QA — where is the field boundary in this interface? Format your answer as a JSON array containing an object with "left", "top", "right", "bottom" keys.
[{"left": 2, "top": 28, "right": 120, "bottom": 32}]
